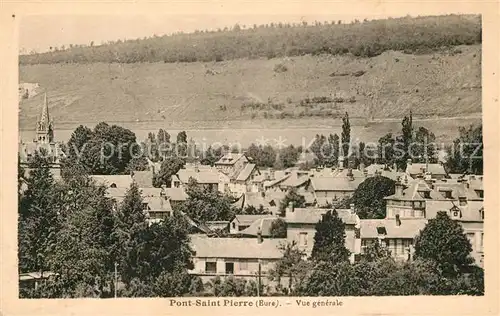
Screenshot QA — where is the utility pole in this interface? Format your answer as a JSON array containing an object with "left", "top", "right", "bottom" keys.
[
  {"left": 257, "top": 260, "right": 262, "bottom": 297},
  {"left": 114, "top": 262, "right": 118, "bottom": 298}
]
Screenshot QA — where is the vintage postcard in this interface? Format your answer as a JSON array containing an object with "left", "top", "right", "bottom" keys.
[{"left": 1, "top": 1, "right": 499, "bottom": 316}]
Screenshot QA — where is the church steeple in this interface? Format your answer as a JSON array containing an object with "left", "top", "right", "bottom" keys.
[{"left": 36, "top": 92, "right": 54, "bottom": 144}]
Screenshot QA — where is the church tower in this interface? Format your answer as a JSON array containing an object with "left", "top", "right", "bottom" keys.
[{"left": 35, "top": 93, "right": 54, "bottom": 144}]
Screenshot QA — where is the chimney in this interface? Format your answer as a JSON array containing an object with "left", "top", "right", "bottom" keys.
[
  {"left": 395, "top": 179, "right": 404, "bottom": 197},
  {"left": 359, "top": 162, "right": 365, "bottom": 173},
  {"left": 338, "top": 156, "right": 344, "bottom": 171},
  {"left": 363, "top": 168, "right": 368, "bottom": 177},
  {"left": 287, "top": 201, "right": 295, "bottom": 213},
  {"left": 257, "top": 226, "right": 263, "bottom": 244},
  {"left": 347, "top": 168, "right": 354, "bottom": 181},
  {"left": 395, "top": 214, "right": 401, "bottom": 226},
  {"left": 393, "top": 162, "right": 398, "bottom": 172},
  {"left": 350, "top": 203, "right": 356, "bottom": 214},
  {"left": 407, "top": 158, "right": 412, "bottom": 166}
]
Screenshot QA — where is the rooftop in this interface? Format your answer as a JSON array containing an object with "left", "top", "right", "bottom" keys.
[
  {"left": 285, "top": 208, "right": 358, "bottom": 225},
  {"left": 90, "top": 175, "right": 133, "bottom": 188},
  {"left": 360, "top": 218, "right": 428, "bottom": 239},
  {"left": 190, "top": 235, "right": 285, "bottom": 259},
  {"left": 175, "top": 168, "right": 219, "bottom": 184},
  {"left": 235, "top": 163, "right": 258, "bottom": 182}
]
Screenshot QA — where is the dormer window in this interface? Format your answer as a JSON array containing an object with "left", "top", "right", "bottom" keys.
[
  {"left": 110, "top": 183, "right": 117, "bottom": 188},
  {"left": 450, "top": 206, "right": 462, "bottom": 219},
  {"left": 479, "top": 208, "right": 484, "bottom": 220},
  {"left": 459, "top": 196, "right": 467, "bottom": 206},
  {"left": 376, "top": 226, "right": 387, "bottom": 235},
  {"left": 475, "top": 190, "right": 484, "bottom": 199},
  {"left": 142, "top": 202, "right": 149, "bottom": 210}
]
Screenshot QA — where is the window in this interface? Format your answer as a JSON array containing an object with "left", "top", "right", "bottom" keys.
[
  {"left": 142, "top": 203, "right": 149, "bottom": 210},
  {"left": 205, "top": 262, "right": 217, "bottom": 274},
  {"left": 476, "top": 190, "right": 484, "bottom": 198},
  {"left": 232, "top": 222, "right": 236, "bottom": 230},
  {"left": 239, "top": 261, "right": 248, "bottom": 271},
  {"left": 299, "top": 232, "right": 308, "bottom": 247},
  {"left": 225, "top": 262, "right": 234, "bottom": 274}
]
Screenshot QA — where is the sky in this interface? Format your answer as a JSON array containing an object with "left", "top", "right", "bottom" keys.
[{"left": 19, "top": 14, "right": 400, "bottom": 53}]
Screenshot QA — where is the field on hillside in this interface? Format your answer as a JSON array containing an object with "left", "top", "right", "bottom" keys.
[{"left": 19, "top": 45, "right": 481, "bottom": 129}]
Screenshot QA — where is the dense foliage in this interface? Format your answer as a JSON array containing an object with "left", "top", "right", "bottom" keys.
[
  {"left": 21, "top": 15, "right": 480, "bottom": 65},
  {"left": 310, "top": 209, "right": 350, "bottom": 264},
  {"left": 351, "top": 176, "right": 396, "bottom": 219}
]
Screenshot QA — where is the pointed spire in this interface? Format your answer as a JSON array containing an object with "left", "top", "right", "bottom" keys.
[{"left": 40, "top": 92, "right": 50, "bottom": 126}]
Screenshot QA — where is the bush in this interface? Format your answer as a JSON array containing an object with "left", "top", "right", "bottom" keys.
[{"left": 273, "top": 63, "right": 288, "bottom": 73}]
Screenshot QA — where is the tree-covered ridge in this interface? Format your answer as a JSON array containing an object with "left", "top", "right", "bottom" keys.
[{"left": 20, "top": 15, "right": 480, "bottom": 65}]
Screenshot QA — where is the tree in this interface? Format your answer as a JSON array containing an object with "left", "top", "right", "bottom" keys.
[
  {"left": 268, "top": 241, "right": 307, "bottom": 294},
  {"left": 341, "top": 112, "right": 350, "bottom": 167},
  {"left": 297, "top": 261, "right": 358, "bottom": 296},
  {"left": 328, "top": 133, "right": 340, "bottom": 166},
  {"left": 278, "top": 145, "right": 300, "bottom": 168},
  {"left": 310, "top": 209, "right": 350, "bottom": 264},
  {"left": 153, "top": 157, "right": 185, "bottom": 187},
  {"left": 177, "top": 178, "right": 237, "bottom": 222},
  {"left": 414, "top": 211, "right": 474, "bottom": 276},
  {"left": 279, "top": 189, "right": 306, "bottom": 215},
  {"left": 18, "top": 151, "right": 59, "bottom": 275},
  {"left": 397, "top": 111, "right": 413, "bottom": 170},
  {"left": 176, "top": 131, "right": 188, "bottom": 157},
  {"left": 351, "top": 176, "right": 395, "bottom": 219},
  {"left": 269, "top": 218, "right": 287, "bottom": 238},
  {"left": 361, "top": 241, "right": 392, "bottom": 262},
  {"left": 47, "top": 173, "right": 116, "bottom": 298},
  {"left": 377, "top": 133, "right": 396, "bottom": 165},
  {"left": 446, "top": 125, "right": 483, "bottom": 174},
  {"left": 413, "top": 127, "right": 437, "bottom": 164},
  {"left": 65, "top": 123, "right": 139, "bottom": 175},
  {"left": 217, "top": 276, "right": 247, "bottom": 296}
]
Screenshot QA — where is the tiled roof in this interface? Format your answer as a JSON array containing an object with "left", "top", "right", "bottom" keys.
[
  {"left": 236, "top": 164, "right": 257, "bottom": 182},
  {"left": 385, "top": 179, "right": 442, "bottom": 201},
  {"left": 365, "top": 164, "right": 390, "bottom": 175},
  {"left": 285, "top": 208, "right": 358, "bottom": 225},
  {"left": 406, "top": 163, "right": 447, "bottom": 176},
  {"left": 164, "top": 187, "right": 189, "bottom": 201},
  {"left": 234, "top": 214, "right": 275, "bottom": 225},
  {"left": 143, "top": 196, "right": 173, "bottom": 213},
  {"left": 132, "top": 171, "right": 154, "bottom": 188},
  {"left": 176, "top": 169, "right": 219, "bottom": 184},
  {"left": 190, "top": 235, "right": 285, "bottom": 259},
  {"left": 265, "top": 174, "right": 291, "bottom": 188},
  {"left": 215, "top": 153, "right": 247, "bottom": 166},
  {"left": 425, "top": 200, "right": 484, "bottom": 222},
  {"left": 90, "top": 175, "right": 133, "bottom": 188},
  {"left": 360, "top": 219, "right": 428, "bottom": 239},
  {"left": 238, "top": 217, "right": 279, "bottom": 236},
  {"left": 310, "top": 177, "right": 363, "bottom": 192},
  {"left": 279, "top": 173, "right": 310, "bottom": 188}
]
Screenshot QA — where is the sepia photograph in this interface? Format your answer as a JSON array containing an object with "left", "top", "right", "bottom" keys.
[{"left": 10, "top": 8, "right": 491, "bottom": 305}]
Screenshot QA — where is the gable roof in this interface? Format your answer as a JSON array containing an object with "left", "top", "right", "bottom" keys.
[
  {"left": 143, "top": 196, "right": 173, "bottom": 213},
  {"left": 385, "top": 179, "right": 443, "bottom": 201},
  {"left": 215, "top": 153, "right": 247, "bottom": 166},
  {"left": 310, "top": 177, "right": 363, "bottom": 192},
  {"left": 176, "top": 169, "right": 219, "bottom": 184},
  {"left": 238, "top": 217, "right": 279, "bottom": 237},
  {"left": 425, "top": 200, "right": 484, "bottom": 222},
  {"left": 285, "top": 208, "right": 358, "bottom": 225},
  {"left": 132, "top": 171, "right": 154, "bottom": 188},
  {"left": 190, "top": 235, "right": 285, "bottom": 259},
  {"left": 406, "top": 163, "right": 447, "bottom": 176},
  {"left": 236, "top": 163, "right": 258, "bottom": 182},
  {"left": 360, "top": 219, "right": 428, "bottom": 239},
  {"left": 164, "top": 187, "right": 189, "bottom": 201},
  {"left": 233, "top": 214, "right": 275, "bottom": 225},
  {"left": 90, "top": 175, "right": 133, "bottom": 188}
]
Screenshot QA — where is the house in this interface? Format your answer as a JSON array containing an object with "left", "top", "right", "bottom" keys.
[
  {"left": 171, "top": 168, "right": 220, "bottom": 193},
  {"left": 264, "top": 171, "right": 310, "bottom": 193},
  {"left": 309, "top": 171, "right": 364, "bottom": 207},
  {"left": 163, "top": 187, "right": 189, "bottom": 208},
  {"left": 19, "top": 271, "right": 58, "bottom": 291},
  {"left": 426, "top": 199, "right": 484, "bottom": 267},
  {"left": 215, "top": 153, "right": 250, "bottom": 176},
  {"left": 360, "top": 217, "right": 428, "bottom": 261},
  {"left": 405, "top": 159, "right": 448, "bottom": 180},
  {"left": 228, "top": 163, "right": 261, "bottom": 194},
  {"left": 189, "top": 234, "right": 285, "bottom": 284},
  {"left": 284, "top": 203, "right": 361, "bottom": 261},
  {"left": 90, "top": 175, "right": 134, "bottom": 189},
  {"left": 131, "top": 170, "right": 154, "bottom": 188},
  {"left": 237, "top": 217, "right": 280, "bottom": 237},
  {"left": 229, "top": 214, "right": 277, "bottom": 234}
]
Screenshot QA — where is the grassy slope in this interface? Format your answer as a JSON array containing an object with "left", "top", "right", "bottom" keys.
[{"left": 19, "top": 45, "right": 481, "bottom": 130}]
